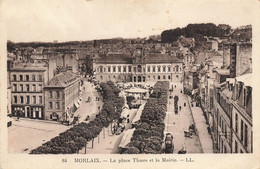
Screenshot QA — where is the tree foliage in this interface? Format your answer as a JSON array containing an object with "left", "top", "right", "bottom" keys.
[
  {"left": 30, "top": 81, "right": 123, "bottom": 154},
  {"left": 123, "top": 81, "right": 169, "bottom": 154}
]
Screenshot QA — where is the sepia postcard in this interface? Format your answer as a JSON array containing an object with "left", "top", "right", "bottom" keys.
[{"left": 0, "top": 0, "right": 260, "bottom": 169}]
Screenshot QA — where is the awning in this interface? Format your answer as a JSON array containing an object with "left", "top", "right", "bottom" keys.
[
  {"left": 132, "top": 103, "right": 145, "bottom": 124},
  {"left": 74, "top": 102, "right": 80, "bottom": 109},
  {"left": 120, "top": 108, "right": 129, "bottom": 118},
  {"left": 118, "top": 128, "right": 136, "bottom": 148}
]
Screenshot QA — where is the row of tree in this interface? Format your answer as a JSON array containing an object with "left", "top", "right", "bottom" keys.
[
  {"left": 123, "top": 81, "right": 169, "bottom": 154},
  {"left": 30, "top": 81, "right": 124, "bottom": 154},
  {"left": 174, "top": 96, "right": 179, "bottom": 114},
  {"left": 161, "top": 23, "right": 231, "bottom": 43}
]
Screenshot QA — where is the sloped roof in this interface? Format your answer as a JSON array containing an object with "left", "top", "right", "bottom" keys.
[
  {"left": 96, "top": 54, "right": 133, "bottom": 64},
  {"left": 236, "top": 73, "right": 252, "bottom": 87},
  {"left": 46, "top": 71, "right": 78, "bottom": 88},
  {"left": 145, "top": 53, "right": 182, "bottom": 63}
]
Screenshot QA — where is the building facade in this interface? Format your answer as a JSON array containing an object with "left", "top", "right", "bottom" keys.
[
  {"left": 10, "top": 63, "right": 48, "bottom": 119},
  {"left": 212, "top": 73, "right": 252, "bottom": 153},
  {"left": 44, "top": 71, "right": 80, "bottom": 122},
  {"left": 93, "top": 48, "right": 183, "bottom": 83}
]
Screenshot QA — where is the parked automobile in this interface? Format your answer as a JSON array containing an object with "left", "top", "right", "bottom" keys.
[{"left": 164, "top": 133, "right": 174, "bottom": 153}]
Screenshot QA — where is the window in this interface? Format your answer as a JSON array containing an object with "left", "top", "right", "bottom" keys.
[
  {"left": 13, "top": 75, "right": 17, "bottom": 81},
  {"left": 108, "top": 66, "right": 111, "bottom": 72},
  {"left": 20, "top": 84, "right": 23, "bottom": 91},
  {"left": 235, "top": 114, "right": 238, "bottom": 133},
  {"left": 168, "top": 75, "right": 171, "bottom": 80},
  {"left": 168, "top": 66, "right": 171, "bottom": 72},
  {"left": 56, "top": 91, "right": 60, "bottom": 98},
  {"left": 100, "top": 75, "right": 103, "bottom": 80},
  {"left": 56, "top": 102, "right": 60, "bottom": 109},
  {"left": 123, "top": 66, "right": 126, "bottom": 72},
  {"left": 26, "top": 75, "right": 29, "bottom": 81},
  {"left": 113, "top": 66, "right": 116, "bottom": 72},
  {"left": 32, "top": 84, "right": 36, "bottom": 91},
  {"left": 175, "top": 66, "right": 179, "bottom": 72},
  {"left": 14, "top": 96, "right": 17, "bottom": 103},
  {"left": 241, "top": 120, "right": 244, "bottom": 143},
  {"left": 158, "top": 75, "right": 160, "bottom": 80},
  {"left": 148, "top": 66, "right": 150, "bottom": 72},
  {"left": 245, "top": 124, "right": 248, "bottom": 148},
  {"left": 32, "top": 75, "right": 35, "bottom": 81},
  {"left": 39, "top": 96, "right": 42, "bottom": 104},
  {"left": 158, "top": 66, "right": 161, "bottom": 72},
  {"left": 26, "top": 84, "right": 30, "bottom": 91},
  {"left": 137, "top": 65, "right": 142, "bottom": 72},
  {"left": 163, "top": 75, "right": 166, "bottom": 79},
  {"left": 33, "top": 96, "right": 36, "bottom": 104},
  {"left": 39, "top": 84, "right": 43, "bottom": 91},
  {"left": 163, "top": 66, "right": 166, "bottom": 72},
  {"left": 39, "top": 75, "right": 43, "bottom": 81},
  {"left": 235, "top": 141, "right": 238, "bottom": 153},
  {"left": 20, "top": 96, "right": 24, "bottom": 104},
  {"left": 128, "top": 66, "right": 132, "bottom": 72},
  {"left": 49, "top": 102, "right": 53, "bottom": 109},
  {"left": 49, "top": 91, "right": 52, "bottom": 98},
  {"left": 26, "top": 96, "right": 30, "bottom": 104},
  {"left": 118, "top": 66, "right": 121, "bottom": 72},
  {"left": 134, "top": 67, "right": 137, "bottom": 72},
  {"left": 13, "top": 84, "right": 17, "bottom": 91},
  {"left": 19, "top": 75, "right": 23, "bottom": 81},
  {"left": 99, "top": 66, "right": 103, "bottom": 73},
  {"left": 153, "top": 66, "right": 156, "bottom": 72}
]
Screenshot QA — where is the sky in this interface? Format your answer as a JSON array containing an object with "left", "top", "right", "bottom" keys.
[{"left": 0, "top": 0, "right": 258, "bottom": 42}]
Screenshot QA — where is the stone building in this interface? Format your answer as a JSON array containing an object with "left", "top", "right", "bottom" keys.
[
  {"left": 212, "top": 73, "right": 252, "bottom": 153},
  {"left": 10, "top": 63, "right": 48, "bottom": 119},
  {"left": 44, "top": 71, "right": 80, "bottom": 122},
  {"left": 223, "top": 42, "right": 252, "bottom": 77},
  {"left": 93, "top": 48, "right": 183, "bottom": 83}
]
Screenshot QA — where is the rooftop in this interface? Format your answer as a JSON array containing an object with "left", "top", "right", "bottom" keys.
[
  {"left": 95, "top": 53, "right": 182, "bottom": 64},
  {"left": 236, "top": 73, "right": 252, "bottom": 87},
  {"left": 11, "top": 63, "right": 47, "bottom": 71},
  {"left": 216, "top": 69, "right": 230, "bottom": 75},
  {"left": 46, "top": 71, "right": 79, "bottom": 88}
]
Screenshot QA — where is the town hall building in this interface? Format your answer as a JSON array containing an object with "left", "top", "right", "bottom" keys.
[{"left": 93, "top": 48, "right": 183, "bottom": 83}]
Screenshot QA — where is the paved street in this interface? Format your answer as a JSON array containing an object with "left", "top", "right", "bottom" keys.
[
  {"left": 74, "top": 81, "right": 103, "bottom": 123},
  {"left": 187, "top": 96, "right": 214, "bottom": 153},
  {"left": 164, "top": 82, "right": 202, "bottom": 153}
]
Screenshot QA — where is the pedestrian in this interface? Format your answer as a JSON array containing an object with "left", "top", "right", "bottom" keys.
[
  {"left": 184, "top": 102, "right": 186, "bottom": 107},
  {"left": 179, "top": 106, "right": 182, "bottom": 111}
]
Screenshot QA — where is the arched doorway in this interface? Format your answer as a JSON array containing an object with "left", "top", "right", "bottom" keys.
[{"left": 134, "top": 76, "right": 136, "bottom": 82}]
